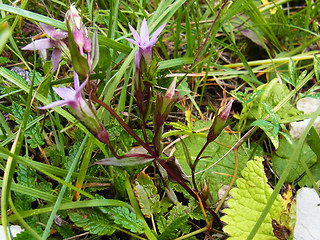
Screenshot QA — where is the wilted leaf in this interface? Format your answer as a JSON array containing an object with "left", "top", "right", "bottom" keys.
[
  {"left": 221, "top": 157, "right": 282, "bottom": 240},
  {"left": 133, "top": 172, "right": 160, "bottom": 217}
]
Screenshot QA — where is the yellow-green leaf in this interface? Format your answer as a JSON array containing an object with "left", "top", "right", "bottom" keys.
[{"left": 221, "top": 157, "right": 282, "bottom": 240}]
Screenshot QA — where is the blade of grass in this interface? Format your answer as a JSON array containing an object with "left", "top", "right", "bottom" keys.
[
  {"left": 41, "top": 134, "right": 88, "bottom": 240},
  {"left": 8, "top": 199, "right": 132, "bottom": 222}
]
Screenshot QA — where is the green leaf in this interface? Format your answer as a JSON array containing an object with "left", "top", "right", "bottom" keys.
[
  {"left": 56, "top": 224, "right": 75, "bottom": 239},
  {"left": 221, "top": 157, "right": 282, "bottom": 240},
  {"left": 99, "top": 206, "right": 144, "bottom": 234},
  {"left": 174, "top": 121, "right": 257, "bottom": 201},
  {"left": 157, "top": 203, "right": 191, "bottom": 238},
  {"left": 68, "top": 208, "right": 115, "bottom": 236},
  {"left": 272, "top": 138, "right": 317, "bottom": 183},
  {"left": 10, "top": 102, "right": 44, "bottom": 148},
  {"left": 246, "top": 79, "right": 300, "bottom": 120},
  {"left": 133, "top": 172, "right": 160, "bottom": 217}
]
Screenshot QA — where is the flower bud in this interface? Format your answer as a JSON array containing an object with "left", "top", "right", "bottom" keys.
[
  {"left": 66, "top": 4, "right": 81, "bottom": 31},
  {"left": 207, "top": 99, "right": 234, "bottom": 143}
]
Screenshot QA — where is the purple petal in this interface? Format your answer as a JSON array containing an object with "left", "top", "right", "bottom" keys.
[
  {"left": 125, "top": 37, "right": 139, "bottom": 47},
  {"left": 22, "top": 39, "right": 53, "bottom": 50},
  {"left": 38, "top": 100, "right": 68, "bottom": 109},
  {"left": 52, "top": 47, "right": 61, "bottom": 71},
  {"left": 75, "top": 78, "right": 88, "bottom": 100},
  {"left": 140, "top": 18, "right": 149, "bottom": 42},
  {"left": 134, "top": 51, "right": 141, "bottom": 71},
  {"left": 40, "top": 23, "right": 55, "bottom": 36},
  {"left": 128, "top": 23, "right": 141, "bottom": 43},
  {"left": 73, "top": 71, "right": 80, "bottom": 90},
  {"left": 53, "top": 87, "right": 76, "bottom": 101},
  {"left": 146, "top": 38, "right": 158, "bottom": 49},
  {"left": 52, "top": 30, "right": 68, "bottom": 40},
  {"left": 150, "top": 22, "right": 166, "bottom": 42}
]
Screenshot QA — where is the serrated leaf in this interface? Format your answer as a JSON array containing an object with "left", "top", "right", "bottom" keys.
[
  {"left": 133, "top": 172, "right": 160, "bottom": 217},
  {"left": 68, "top": 208, "right": 115, "bottom": 236},
  {"left": 56, "top": 225, "right": 75, "bottom": 238},
  {"left": 158, "top": 215, "right": 189, "bottom": 240},
  {"left": 101, "top": 207, "right": 144, "bottom": 234},
  {"left": 157, "top": 203, "right": 191, "bottom": 238},
  {"left": 13, "top": 217, "right": 42, "bottom": 240},
  {"left": 10, "top": 102, "right": 44, "bottom": 148},
  {"left": 221, "top": 157, "right": 282, "bottom": 240}
]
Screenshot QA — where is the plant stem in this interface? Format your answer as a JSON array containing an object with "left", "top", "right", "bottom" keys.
[{"left": 91, "top": 93, "right": 155, "bottom": 157}]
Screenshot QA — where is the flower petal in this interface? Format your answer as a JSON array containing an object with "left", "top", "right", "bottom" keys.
[
  {"left": 40, "top": 23, "right": 55, "bottom": 36},
  {"left": 22, "top": 39, "right": 53, "bottom": 50},
  {"left": 134, "top": 51, "right": 141, "bottom": 71},
  {"left": 75, "top": 77, "right": 88, "bottom": 100},
  {"left": 53, "top": 86, "right": 76, "bottom": 101},
  {"left": 73, "top": 71, "right": 80, "bottom": 90},
  {"left": 124, "top": 38, "right": 139, "bottom": 47},
  {"left": 128, "top": 23, "right": 141, "bottom": 43},
  {"left": 140, "top": 18, "right": 149, "bottom": 43},
  {"left": 38, "top": 100, "right": 68, "bottom": 109},
  {"left": 150, "top": 22, "right": 166, "bottom": 42},
  {"left": 52, "top": 47, "right": 61, "bottom": 71}
]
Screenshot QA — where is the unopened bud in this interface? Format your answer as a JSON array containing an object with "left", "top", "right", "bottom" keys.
[
  {"left": 66, "top": 4, "right": 82, "bottom": 31},
  {"left": 207, "top": 99, "right": 233, "bottom": 143},
  {"left": 165, "top": 78, "right": 176, "bottom": 100},
  {"left": 219, "top": 99, "right": 234, "bottom": 120},
  {"left": 201, "top": 180, "right": 210, "bottom": 202}
]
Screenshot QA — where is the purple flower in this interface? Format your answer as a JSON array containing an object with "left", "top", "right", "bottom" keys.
[
  {"left": 125, "top": 18, "right": 166, "bottom": 70},
  {"left": 22, "top": 23, "right": 68, "bottom": 71},
  {"left": 39, "top": 72, "right": 109, "bottom": 142},
  {"left": 38, "top": 72, "right": 88, "bottom": 116}
]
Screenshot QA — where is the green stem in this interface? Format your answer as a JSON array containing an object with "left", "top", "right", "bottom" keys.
[{"left": 174, "top": 227, "right": 208, "bottom": 240}]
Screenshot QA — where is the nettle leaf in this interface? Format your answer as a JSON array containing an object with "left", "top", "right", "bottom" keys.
[
  {"left": 157, "top": 203, "right": 191, "bottom": 239},
  {"left": 68, "top": 208, "right": 115, "bottom": 236},
  {"left": 15, "top": 164, "right": 37, "bottom": 211},
  {"left": 133, "top": 172, "right": 160, "bottom": 217},
  {"left": 272, "top": 138, "right": 317, "bottom": 184},
  {"left": 221, "top": 157, "right": 282, "bottom": 240},
  {"left": 10, "top": 101, "right": 44, "bottom": 148},
  {"left": 100, "top": 206, "right": 144, "bottom": 233},
  {"left": 174, "top": 121, "right": 258, "bottom": 201},
  {"left": 14, "top": 217, "right": 42, "bottom": 240}
]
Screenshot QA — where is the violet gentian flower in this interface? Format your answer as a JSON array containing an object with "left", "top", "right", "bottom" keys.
[
  {"left": 22, "top": 23, "right": 68, "bottom": 71},
  {"left": 39, "top": 72, "right": 109, "bottom": 143},
  {"left": 125, "top": 18, "right": 166, "bottom": 71}
]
